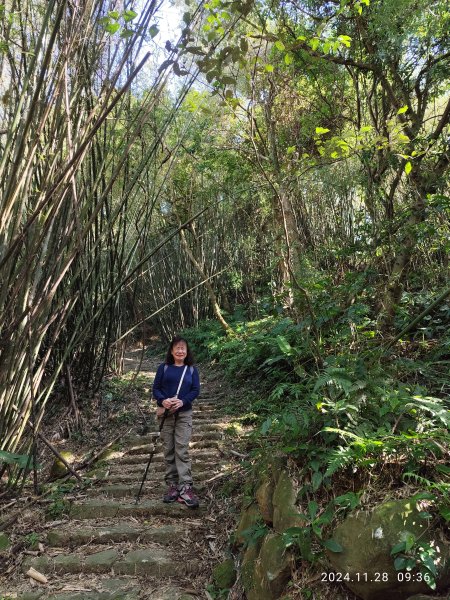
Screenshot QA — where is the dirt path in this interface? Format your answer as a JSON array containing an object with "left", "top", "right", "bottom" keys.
[{"left": 1, "top": 350, "right": 239, "bottom": 599}]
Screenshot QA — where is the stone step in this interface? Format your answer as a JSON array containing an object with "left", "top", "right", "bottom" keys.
[
  {"left": 190, "top": 412, "right": 223, "bottom": 421},
  {"left": 195, "top": 405, "right": 218, "bottom": 412},
  {"left": 30, "top": 581, "right": 194, "bottom": 600},
  {"left": 90, "top": 481, "right": 207, "bottom": 498},
  {"left": 107, "top": 459, "right": 220, "bottom": 476},
  {"left": 46, "top": 521, "right": 187, "bottom": 547},
  {"left": 15, "top": 582, "right": 196, "bottom": 600},
  {"left": 125, "top": 431, "right": 222, "bottom": 455},
  {"left": 14, "top": 577, "right": 142, "bottom": 600},
  {"left": 23, "top": 544, "right": 201, "bottom": 578},
  {"left": 69, "top": 498, "right": 206, "bottom": 520},
  {"left": 106, "top": 455, "right": 219, "bottom": 471},
  {"left": 137, "top": 408, "right": 221, "bottom": 424},
  {"left": 124, "top": 440, "right": 221, "bottom": 457},
  {"left": 105, "top": 468, "right": 218, "bottom": 483},
  {"left": 126, "top": 423, "right": 224, "bottom": 443},
  {"left": 115, "top": 449, "right": 220, "bottom": 466}
]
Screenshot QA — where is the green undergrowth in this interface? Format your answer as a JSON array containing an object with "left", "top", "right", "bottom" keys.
[{"left": 182, "top": 292, "right": 450, "bottom": 528}]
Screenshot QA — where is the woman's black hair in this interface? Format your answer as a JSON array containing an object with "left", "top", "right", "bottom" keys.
[{"left": 165, "top": 336, "right": 194, "bottom": 366}]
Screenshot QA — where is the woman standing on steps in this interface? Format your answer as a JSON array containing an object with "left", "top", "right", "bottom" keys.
[{"left": 152, "top": 335, "right": 200, "bottom": 508}]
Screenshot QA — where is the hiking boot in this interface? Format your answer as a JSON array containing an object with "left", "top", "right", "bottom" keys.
[
  {"left": 177, "top": 485, "right": 199, "bottom": 508},
  {"left": 163, "top": 485, "right": 179, "bottom": 503}
]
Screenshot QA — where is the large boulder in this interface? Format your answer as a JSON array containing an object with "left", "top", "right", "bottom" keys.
[
  {"left": 327, "top": 497, "right": 450, "bottom": 600},
  {"left": 235, "top": 503, "right": 263, "bottom": 546},
  {"left": 49, "top": 451, "right": 75, "bottom": 478},
  {"left": 272, "top": 471, "right": 305, "bottom": 532},
  {"left": 241, "top": 544, "right": 260, "bottom": 593},
  {"left": 247, "top": 533, "right": 293, "bottom": 600},
  {"left": 212, "top": 558, "right": 236, "bottom": 589},
  {"left": 256, "top": 477, "right": 274, "bottom": 525}
]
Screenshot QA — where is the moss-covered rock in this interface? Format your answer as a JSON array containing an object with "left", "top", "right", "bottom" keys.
[
  {"left": 272, "top": 470, "right": 305, "bottom": 532},
  {"left": 267, "top": 457, "right": 286, "bottom": 486},
  {"left": 49, "top": 451, "right": 75, "bottom": 478},
  {"left": 327, "top": 497, "right": 450, "bottom": 600},
  {"left": 248, "top": 533, "right": 293, "bottom": 600},
  {"left": 235, "top": 503, "right": 263, "bottom": 546},
  {"left": 256, "top": 477, "right": 274, "bottom": 525},
  {"left": 241, "top": 544, "right": 260, "bottom": 593},
  {"left": 212, "top": 558, "right": 236, "bottom": 589}
]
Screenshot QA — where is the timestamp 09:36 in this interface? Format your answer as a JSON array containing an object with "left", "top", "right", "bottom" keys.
[{"left": 321, "top": 571, "right": 432, "bottom": 584}]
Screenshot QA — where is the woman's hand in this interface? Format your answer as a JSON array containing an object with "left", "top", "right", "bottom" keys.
[
  {"left": 162, "top": 397, "right": 183, "bottom": 413},
  {"left": 169, "top": 398, "right": 183, "bottom": 412},
  {"left": 162, "top": 398, "right": 175, "bottom": 409}
]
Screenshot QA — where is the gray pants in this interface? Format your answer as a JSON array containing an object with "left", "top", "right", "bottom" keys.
[{"left": 159, "top": 410, "right": 193, "bottom": 487}]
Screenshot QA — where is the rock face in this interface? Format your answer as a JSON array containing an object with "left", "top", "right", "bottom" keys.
[
  {"left": 212, "top": 558, "right": 236, "bottom": 589},
  {"left": 237, "top": 468, "right": 298, "bottom": 599},
  {"left": 327, "top": 497, "right": 450, "bottom": 600},
  {"left": 235, "top": 502, "right": 263, "bottom": 545},
  {"left": 247, "top": 534, "right": 293, "bottom": 600},
  {"left": 256, "top": 479, "right": 274, "bottom": 524},
  {"left": 272, "top": 470, "right": 305, "bottom": 532}
]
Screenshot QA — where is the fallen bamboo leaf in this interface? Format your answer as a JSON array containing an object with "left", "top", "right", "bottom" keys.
[{"left": 26, "top": 567, "right": 48, "bottom": 584}]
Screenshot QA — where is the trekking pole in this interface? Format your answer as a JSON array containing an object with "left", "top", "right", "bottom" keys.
[{"left": 135, "top": 408, "right": 168, "bottom": 504}]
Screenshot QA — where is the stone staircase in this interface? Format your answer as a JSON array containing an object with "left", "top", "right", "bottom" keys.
[{"left": 1, "top": 355, "right": 234, "bottom": 600}]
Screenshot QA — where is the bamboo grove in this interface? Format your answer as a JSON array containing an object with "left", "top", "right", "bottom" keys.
[
  {"left": 0, "top": 0, "right": 449, "bottom": 478},
  {"left": 0, "top": 0, "right": 199, "bottom": 460}
]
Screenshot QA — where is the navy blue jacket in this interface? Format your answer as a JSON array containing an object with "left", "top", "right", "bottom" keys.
[{"left": 152, "top": 363, "right": 200, "bottom": 412}]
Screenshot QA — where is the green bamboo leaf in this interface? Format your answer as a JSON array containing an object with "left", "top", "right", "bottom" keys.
[{"left": 405, "top": 161, "right": 412, "bottom": 175}]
